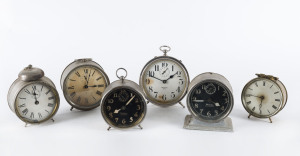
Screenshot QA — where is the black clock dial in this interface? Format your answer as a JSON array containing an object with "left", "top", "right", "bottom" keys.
[
  {"left": 189, "top": 81, "right": 232, "bottom": 121},
  {"left": 102, "top": 88, "right": 145, "bottom": 128}
]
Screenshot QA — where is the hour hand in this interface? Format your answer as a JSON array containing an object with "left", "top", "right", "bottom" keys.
[
  {"left": 114, "top": 109, "right": 121, "bottom": 114},
  {"left": 193, "top": 100, "right": 204, "bottom": 102}
]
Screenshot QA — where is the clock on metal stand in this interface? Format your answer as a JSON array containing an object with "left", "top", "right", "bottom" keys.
[{"left": 184, "top": 72, "right": 234, "bottom": 132}]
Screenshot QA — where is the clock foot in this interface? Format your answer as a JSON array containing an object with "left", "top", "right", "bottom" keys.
[
  {"left": 178, "top": 102, "right": 185, "bottom": 108},
  {"left": 107, "top": 126, "right": 111, "bottom": 131},
  {"left": 70, "top": 107, "right": 74, "bottom": 111},
  {"left": 146, "top": 101, "right": 149, "bottom": 104},
  {"left": 138, "top": 125, "right": 143, "bottom": 130},
  {"left": 269, "top": 118, "right": 273, "bottom": 123},
  {"left": 248, "top": 114, "right": 251, "bottom": 119},
  {"left": 25, "top": 123, "right": 28, "bottom": 127},
  {"left": 51, "top": 119, "right": 55, "bottom": 122}
]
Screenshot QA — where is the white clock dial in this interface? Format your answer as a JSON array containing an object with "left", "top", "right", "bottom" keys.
[
  {"left": 243, "top": 79, "right": 283, "bottom": 117},
  {"left": 15, "top": 83, "right": 57, "bottom": 123},
  {"left": 142, "top": 59, "right": 187, "bottom": 104}
]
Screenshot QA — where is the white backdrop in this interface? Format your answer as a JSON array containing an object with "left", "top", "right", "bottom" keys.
[{"left": 1, "top": 0, "right": 299, "bottom": 156}]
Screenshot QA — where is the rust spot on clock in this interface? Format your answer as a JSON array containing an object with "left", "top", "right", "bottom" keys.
[{"left": 145, "top": 78, "right": 154, "bottom": 85}]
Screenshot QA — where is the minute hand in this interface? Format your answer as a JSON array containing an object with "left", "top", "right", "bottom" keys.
[{"left": 150, "top": 75, "right": 164, "bottom": 82}]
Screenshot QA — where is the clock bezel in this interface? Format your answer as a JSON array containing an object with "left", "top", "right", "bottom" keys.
[{"left": 139, "top": 56, "right": 190, "bottom": 107}]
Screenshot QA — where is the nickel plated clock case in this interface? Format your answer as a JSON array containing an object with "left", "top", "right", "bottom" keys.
[
  {"left": 101, "top": 68, "right": 147, "bottom": 130},
  {"left": 7, "top": 65, "right": 60, "bottom": 126},
  {"left": 139, "top": 46, "right": 190, "bottom": 108},
  {"left": 186, "top": 72, "right": 234, "bottom": 122},
  {"left": 241, "top": 74, "right": 288, "bottom": 123},
  {"left": 184, "top": 72, "right": 234, "bottom": 132},
  {"left": 60, "top": 58, "right": 110, "bottom": 111}
]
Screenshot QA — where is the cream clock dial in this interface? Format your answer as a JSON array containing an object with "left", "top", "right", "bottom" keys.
[
  {"left": 140, "top": 46, "right": 190, "bottom": 107},
  {"left": 241, "top": 74, "right": 288, "bottom": 123},
  {"left": 61, "top": 59, "right": 110, "bottom": 111},
  {"left": 16, "top": 83, "right": 58, "bottom": 123}
]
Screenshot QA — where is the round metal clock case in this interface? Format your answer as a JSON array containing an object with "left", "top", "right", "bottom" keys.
[
  {"left": 101, "top": 68, "right": 147, "bottom": 130},
  {"left": 139, "top": 46, "right": 190, "bottom": 107},
  {"left": 7, "top": 65, "right": 60, "bottom": 124},
  {"left": 241, "top": 74, "right": 287, "bottom": 120},
  {"left": 60, "top": 58, "right": 110, "bottom": 111},
  {"left": 186, "top": 72, "right": 234, "bottom": 123}
]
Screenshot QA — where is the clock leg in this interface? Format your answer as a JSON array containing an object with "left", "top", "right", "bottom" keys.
[
  {"left": 138, "top": 125, "right": 143, "bottom": 130},
  {"left": 107, "top": 126, "right": 111, "bottom": 131},
  {"left": 25, "top": 123, "right": 28, "bottom": 127},
  {"left": 146, "top": 101, "right": 149, "bottom": 104},
  {"left": 178, "top": 101, "right": 185, "bottom": 108},
  {"left": 51, "top": 119, "right": 55, "bottom": 122},
  {"left": 248, "top": 114, "right": 251, "bottom": 119},
  {"left": 70, "top": 107, "right": 74, "bottom": 111},
  {"left": 269, "top": 118, "right": 273, "bottom": 123}
]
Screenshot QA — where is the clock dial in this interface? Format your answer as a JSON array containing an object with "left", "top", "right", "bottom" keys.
[
  {"left": 189, "top": 81, "right": 233, "bottom": 121},
  {"left": 15, "top": 83, "right": 58, "bottom": 123},
  {"left": 102, "top": 88, "right": 145, "bottom": 128},
  {"left": 242, "top": 79, "right": 283, "bottom": 117},
  {"left": 64, "top": 66, "right": 107, "bottom": 107},
  {"left": 142, "top": 59, "right": 187, "bottom": 104}
]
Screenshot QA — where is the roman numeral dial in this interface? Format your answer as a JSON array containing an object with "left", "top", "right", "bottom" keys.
[
  {"left": 242, "top": 79, "right": 283, "bottom": 117},
  {"left": 64, "top": 66, "right": 108, "bottom": 107},
  {"left": 15, "top": 83, "right": 58, "bottom": 123}
]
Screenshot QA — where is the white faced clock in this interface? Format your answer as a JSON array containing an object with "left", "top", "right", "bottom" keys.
[
  {"left": 241, "top": 74, "right": 288, "bottom": 123},
  {"left": 139, "top": 46, "right": 190, "bottom": 107},
  {"left": 7, "top": 65, "right": 60, "bottom": 126}
]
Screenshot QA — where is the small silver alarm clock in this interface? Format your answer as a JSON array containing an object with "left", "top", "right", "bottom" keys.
[
  {"left": 60, "top": 58, "right": 110, "bottom": 111},
  {"left": 7, "top": 65, "right": 60, "bottom": 126},
  {"left": 100, "top": 68, "right": 147, "bottom": 130}
]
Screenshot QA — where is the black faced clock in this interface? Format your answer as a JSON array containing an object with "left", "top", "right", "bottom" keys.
[
  {"left": 186, "top": 72, "right": 234, "bottom": 122},
  {"left": 100, "top": 68, "right": 147, "bottom": 130}
]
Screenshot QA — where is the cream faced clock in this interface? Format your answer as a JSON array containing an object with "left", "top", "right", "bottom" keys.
[
  {"left": 139, "top": 46, "right": 190, "bottom": 107},
  {"left": 100, "top": 68, "right": 147, "bottom": 130},
  {"left": 61, "top": 58, "right": 110, "bottom": 111},
  {"left": 7, "top": 65, "right": 60, "bottom": 126},
  {"left": 241, "top": 74, "right": 288, "bottom": 123}
]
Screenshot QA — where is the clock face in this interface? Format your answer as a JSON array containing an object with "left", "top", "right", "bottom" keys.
[
  {"left": 102, "top": 88, "right": 145, "bottom": 128},
  {"left": 189, "top": 81, "right": 233, "bottom": 121},
  {"left": 64, "top": 65, "right": 108, "bottom": 108},
  {"left": 242, "top": 79, "right": 283, "bottom": 117},
  {"left": 141, "top": 58, "right": 188, "bottom": 105},
  {"left": 15, "top": 83, "right": 58, "bottom": 123}
]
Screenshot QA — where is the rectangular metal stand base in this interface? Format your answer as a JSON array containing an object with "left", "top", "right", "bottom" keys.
[{"left": 183, "top": 115, "right": 233, "bottom": 132}]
